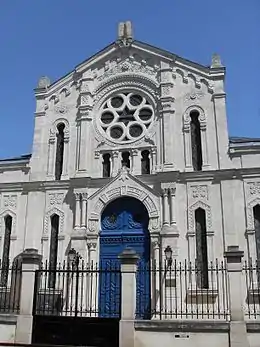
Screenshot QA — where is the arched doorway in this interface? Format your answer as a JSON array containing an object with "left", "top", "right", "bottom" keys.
[{"left": 99, "top": 197, "right": 151, "bottom": 319}]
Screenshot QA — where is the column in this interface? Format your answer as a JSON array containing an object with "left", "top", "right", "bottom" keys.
[
  {"left": 81, "top": 193, "right": 88, "bottom": 228},
  {"left": 15, "top": 249, "right": 42, "bottom": 344},
  {"left": 169, "top": 187, "right": 176, "bottom": 226},
  {"left": 87, "top": 240, "right": 97, "bottom": 316},
  {"left": 201, "top": 125, "right": 209, "bottom": 169},
  {"left": 61, "top": 136, "right": 69, "bottom": 177},
  {"left": 75, "top": 193, "right": 81, "bottom": 228},
  {"left": 212, "top": 92, "right": 230, "bottom": 169},
  {"left": 131, "top": 149, "right": 140, "bottom": 175},
  {"left": 77, "top": 117, "right": 88, "bottom": 172},
  {"left": 184, "top": 128, "right": 192, "bottom": 171},
  {"left": 118, "top": 249, "right": 139, "bottom": 347},
  {"left": 246, "top": 229, "right": 257, "bottom": 261},
  {"left": 47, "top": 137, "right": 55, "bottom": 177},
  {"left": 224, "top": 246, "right": 250, "bottom": 347},
  {"left": 162, "top": 189, "right": 170, "bottom": 226},
  {"left": 112, "top": 151, "right": 119, "bottom": 176},
  {"left": 151, "top": 147, "right": 157, "bottom": 174},
  {"left": 160, "top": 62, "right": 175, "bottom": 171},
  {"left": 151, "top": 238, "right": 160, "bottom": 314}
]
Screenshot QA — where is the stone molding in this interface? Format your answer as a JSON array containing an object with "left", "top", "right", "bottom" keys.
[
  {"left": 188, "top": 200, "right": 212, "bottom": 233},
  {"left": 0, "top": 209, "right": 17, "bottom": 239},
  {"left": 88, "top": 167, "right": 160, "bottom": 234},
  {"left": 44, "top": 207, "right": 65, "bottom": 237}
]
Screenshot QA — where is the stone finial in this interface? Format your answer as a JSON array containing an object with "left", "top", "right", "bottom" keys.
[
  {"left": 37, "top": 76, "right": 51, "bottom": 89},
  {"left": 117, "top": 21, "right": 133, "bottom": 43},
  {"left": 211, "top": 53, "right": 223, "bottom": 68}
]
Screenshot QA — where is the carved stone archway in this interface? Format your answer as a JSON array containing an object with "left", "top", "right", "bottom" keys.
[{"left": 87, "top": 167, "right": 160, "bottom": 235}]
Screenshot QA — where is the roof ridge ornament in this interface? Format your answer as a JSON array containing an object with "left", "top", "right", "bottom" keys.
[
  {"left": 211, "top": 53, "right": 223, "bottom": 68},
  {"left": 117, "top": 21, "right": 133, "bottom": 47}
]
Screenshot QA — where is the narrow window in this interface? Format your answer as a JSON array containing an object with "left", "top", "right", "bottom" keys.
[
  {"left": 195, "top": 208, "right": 208, "bottom": 289},
  {"left": 121, "top": 151, "right": 130, "bottom": 169},
  {"left": 48, "top": 214, "right": 59, "bottom": 288},
  {"left": 0, "top": 216, "right": 12, "bottom": 286},
  {"left": 55, "top": 123, "right": 65, "bottom": 180},
  {"left": 254, "top": 205, "right": 260, "bottom": 262},
  {"left": 141, "top": 150, "right": 150, "bottom": 174},
  {"left": 103, "top": 153, "right": 111, "bottom": 178},
  {"left": 190, "top": 111, "right": 202, "bottom": 171}
]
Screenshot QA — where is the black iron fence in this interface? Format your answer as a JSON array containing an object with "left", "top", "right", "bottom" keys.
[
  {"left": 243, "top": 260, "right": 260, "bottom": 319},
  {"left": 137, "top": 259, "right": 230, "bottom": 320},
  {"left": 0, "top": 260, "right": 22, "bottom": 313},
  {"left": 33, "top": 261, "right": 121, "bottom": 318}
]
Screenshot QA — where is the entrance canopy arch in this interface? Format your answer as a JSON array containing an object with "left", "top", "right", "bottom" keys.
[{"left": 87, "top": 167, "right": 160, "bottom": 235}]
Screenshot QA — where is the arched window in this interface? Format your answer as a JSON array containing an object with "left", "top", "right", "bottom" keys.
[
  {"left": 253, "top": 205, "right": 260, "bottom": 262},
  {"left": 190, "top": 111, "right": 203, "bottom": 171},
  {"left": 0, "top": 215, "right": 12, "bottom": 286},
  {"left": 121, "top": 151, "right": 130, "bottom": 169},
  {"left": 55, "top": 123, "right": 65, "bottom": 180},
  {"left": 141, "top": 150, "right": 150, "bottom": 175},
  {"left": 195, "top": 208, "right": 208, "bottom": 289},
  {"left": 49, "top": 214, "right": 59, "bottom": 288},
  {"left": 103, "top": 153, "right": 111, "bottom": 178}
]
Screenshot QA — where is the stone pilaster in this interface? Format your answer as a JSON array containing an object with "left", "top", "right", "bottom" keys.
[
  {"left": 118, "top": 249, "right": 139, "bottom": 347},
  {"left": 224, "top": 246, "right": 249, "bottom": 347},
  {"left": 159, "top": 61, "right": 175, "bottom": 171},
  {"left": 15, "top": 249, "right": 42, "bottom": 344}
]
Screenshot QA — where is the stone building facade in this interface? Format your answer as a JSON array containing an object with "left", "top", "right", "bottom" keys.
[{"left": 0, "top": 22, "right": 259, "bottom": 347}]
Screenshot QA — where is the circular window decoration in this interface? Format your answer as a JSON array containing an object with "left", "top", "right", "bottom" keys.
[{"left": 99, "top": 92, "right": 154, "bottom": 143}]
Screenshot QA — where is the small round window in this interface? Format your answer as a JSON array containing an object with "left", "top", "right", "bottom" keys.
[{"left": 99, "top": 92, "right": 154, "bottom": 143}]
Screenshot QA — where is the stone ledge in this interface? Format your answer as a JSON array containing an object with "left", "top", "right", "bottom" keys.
[
  {"left": 135, "top": 320, "right": 229, "bottom": 332},
  {"left": 246, "top": 321, "right": 260, "bottom": 332},
  {"left": 0, "top": 314, "right": 17, "bottom": 324}
]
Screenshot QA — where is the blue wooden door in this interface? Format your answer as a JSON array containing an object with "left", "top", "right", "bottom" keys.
[{"left": 99, "top": 197, "right": 151, "bottom": 319}]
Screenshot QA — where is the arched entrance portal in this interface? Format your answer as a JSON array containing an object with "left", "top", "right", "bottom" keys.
[{"left": 99, "top": 197, "right": 151, "bottom": 319}]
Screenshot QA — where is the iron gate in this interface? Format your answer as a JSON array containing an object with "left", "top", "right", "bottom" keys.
[{"left": 32, "top": 262, "right": 120, "bottom": 347}]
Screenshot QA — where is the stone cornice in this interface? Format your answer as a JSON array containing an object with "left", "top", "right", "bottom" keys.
[{"left": 1, "top": 167, "right": 260, "bottom": 193}]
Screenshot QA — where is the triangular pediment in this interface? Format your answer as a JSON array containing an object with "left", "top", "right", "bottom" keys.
[
  {"left": 88, "top": 167, "right": 160, "bottom": 220},
  {"left": 46, "top": 40, "right": 214, "bottom": 95}
]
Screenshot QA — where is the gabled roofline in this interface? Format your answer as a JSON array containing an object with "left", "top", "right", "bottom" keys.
[{"left": 43, "top": 39, "right": 225, "bottom": 93}]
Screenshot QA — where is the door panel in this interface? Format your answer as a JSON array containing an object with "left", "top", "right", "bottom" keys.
[{"left": 99, "top": 198, "right": 151, "bottom": 319}]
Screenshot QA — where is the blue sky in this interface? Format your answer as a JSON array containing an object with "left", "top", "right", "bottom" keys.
[{"left": 0, "top": 1, "right": 259, "bottom": 158}]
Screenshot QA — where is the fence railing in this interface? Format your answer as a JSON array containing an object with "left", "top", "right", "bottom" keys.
[
  {"left": 33, "top": 261, "right": 121, "bottom": 318},
  {"left": 243, "top": 260, "right": 260, "bottom": 319},
  {"left": 0, "top": 260, "right": 22, "bottom": 314},
  {"left": 137, "top": 259, "right": 230, "bottom": 320}
]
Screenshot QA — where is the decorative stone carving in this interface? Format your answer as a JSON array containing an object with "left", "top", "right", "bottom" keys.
[
  {"left": 184, "top": 92, "right": 205, "bottom": 102},
  {"left": 88, "top": 167, "right": 160, "bottom": 226},
  {"left": 248, "top": 182, "right": 260, "bottom": 197},
  {"left": 246, "top": 197, "right": 260, "bottom": 230},
  {"left": 98, "top": 58, "right": 157, "bottom": 82},
  {"left": 88, "top": 219, "right": 99, "bottom": 233},
  {"left": 37, "top": 76, "right": 51, "bottom": 89},
  {"left": 191, "top": 185, "right": 208, "bottom": 200},
  {"left": 211, "top": 53, "right": 223, "bottom": 68},
  {"left": 3, "top": 195, "right": 17, "bottom": 209},
  {"left": 44, "top": 207, "right": 65, "bottom": 236},
  {"left": 54, "top": 104, "right": 69, "bottom": 114},
  {"left": 188, "top": 200, "right": 212, "bottom": 232},
  {"left": 0, "top": 210, "right": 16, "bottom": 237},
  {"left": 48, "top": 193, "right": 64, "bottom": 207}
]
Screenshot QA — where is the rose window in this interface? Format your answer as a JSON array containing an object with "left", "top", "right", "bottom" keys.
[{"left": 99, "top": 93, "right": 154, "bottom": 142}]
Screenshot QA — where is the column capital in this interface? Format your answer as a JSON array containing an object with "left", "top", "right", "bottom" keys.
[
  {"left": 82, "top": 192, "right": 88, "bottom": 201},
  {"left": 161, "top": 188, "right": 169, "bottom": 197},
  {"left": 112, "top": 150, "right": 119, "bottom": 158},
  {"left": 74, "top": 192, "right": 81, "bottom": 201}
]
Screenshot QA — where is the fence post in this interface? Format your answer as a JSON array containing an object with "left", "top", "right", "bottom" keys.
[
  {"left": 15, "top": 248, "right": 42, "bottom": 344},
  {"left": 224, "top": 245, "right": 249, "bottom": 347},
  {"left": 118, "top": 248, "right": 139, "bottom": 347}
]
